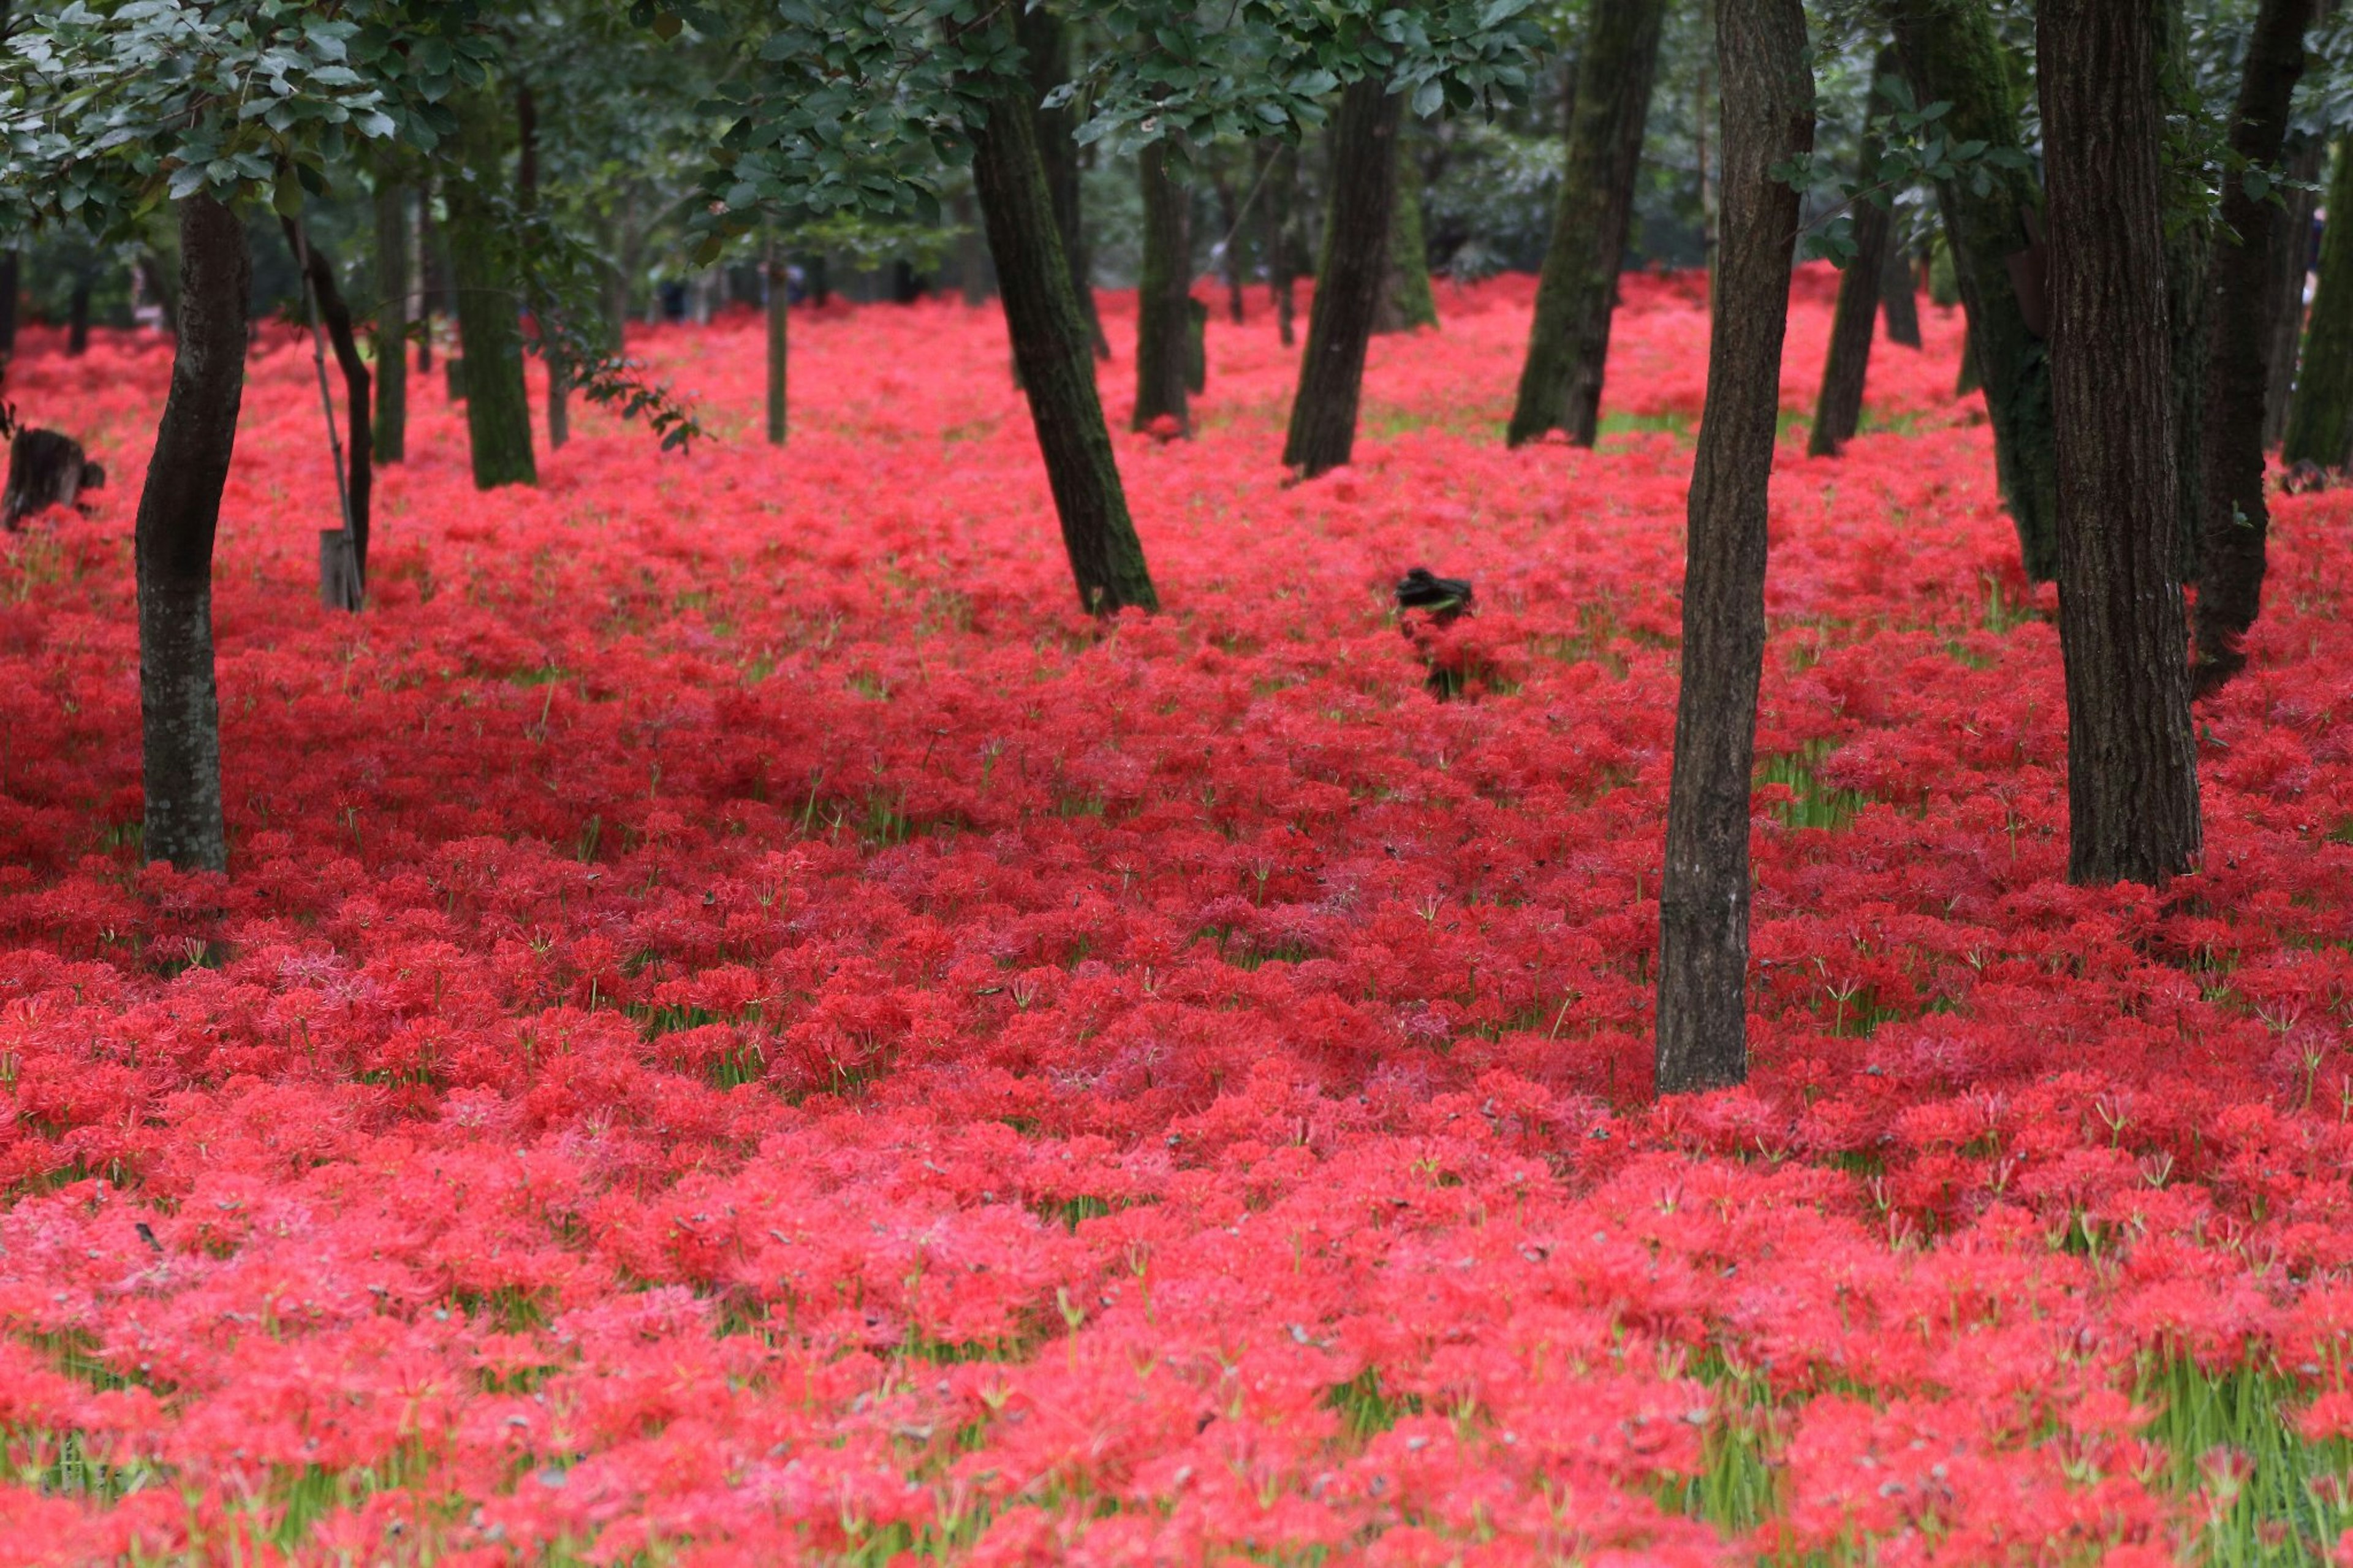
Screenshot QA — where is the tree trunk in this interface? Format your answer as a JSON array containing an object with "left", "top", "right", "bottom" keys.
[
  {"left": 1880, "top": 238, "right": 1922, "bottom": 347},
  {"left": 2158, "top": 4, "right": 2210, "bottom": 584},
  {"left": 283, "top": 219, "right": 374, "bottom": 591},
  {"left": 767, "top": 241, "right": 788, "bottom": 446},
  {"left": 955, "top": 192, "right": 994, "bottom": 304},
  {"left": 2284, "top": 140, "right": 2353, "bottom": 468},
  {"left": 373, "top": 179, "right": 409, "bottom": 464},
  {"left": 1654, "top": 0, "right": 1813, "bottom": 1097},
  {"left": 67, "top": 270, "right": 91, "bottom": 355},
  {"left": 1508, "top": 0, "right": 1665, "bottom": 446},
  {"left": 415, "top": 179, "right": 438, "bottom": 376},
  {"left": 1267, "top": 143, "right": 1300, "bottom": 348},
  {"left": 2193, "top": 0, "right": 2318, "bottom": 692},
  {"left": 0, "top": 250, "right": 18, "bottom": 358},
  {"left": 2262, "top": 138, "right": 2323, "bottom": 449},
  {"left": 1809, "top": 50, "right": 1900, "bottom": 458},
  {"left": 1890, "top": 0, "right": 2059, "bottom": 581},
  {"left": 447, "top": 96, "right": 537, "bottom": 489},
  {"left": 1283, "top": 80, "right": 1403, "bottom": 477},
  {"left": 1134, "top": 140, "right": 1192, "bottom": 434},
  {"left": 968, "top": 34, "right": 1158, "bottom": 614},
  {"left": 1019, "top": 7, "right": 1108, "bottom": 360},
  {"left": 1214, "top": 164, "right": 1247, "bottom": 324},
  {"left": 138, "top": 195, "right": 249, "bottom": 873},
  {"left": 1374, "top": 135, "right": 1438, "bottom": 334},
  {"left": 2040, "top": 0, "right": 2202, "bottom": 885}
]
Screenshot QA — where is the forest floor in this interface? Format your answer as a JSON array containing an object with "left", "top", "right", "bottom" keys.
[{"left": 0, "top": 270, "right": 2350, "bottom": 1564}]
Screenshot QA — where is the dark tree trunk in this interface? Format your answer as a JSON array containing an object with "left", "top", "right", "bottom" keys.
[
  {"left": 1283, "top": 79, "right": 1403, "bottom": 477},
  {"left": 4, "top": 430, "right": 101, "bottom": 529},
  {"left": 138, "top": 195, "right": 249, "bottom": 874},
  {"left": 968, "top": 33, "right": 1158, "bottom": 614},
  {"left": 373, "top": 180, "right": 409, "bottom": 464},
  {"left": 2040, "top": 0, "right": 2202, "bottom": 885},
  {"left": 805, "top": 252, "right": 831, "bottom": 309},
  {"left": 1890, "top": 0, "right": 2059, "bottom": 580},
  {"left": 2159, "top": 4, "right": 2210, "bottom": 584},
  {"left": 767, "top": 241, "right": 788, "bottom": 446},
  {"left": 1373, "top": 137, "right": 1438, "bottom": 334},
  {"left": 516, "top": 83, "right": 569, "bottom": 452},
  {"left": 0, "top": 249, "right": 16, "bottom": 358},
  {"left": 1214, "top": 165, "right": 1247, "bottom": 324},
  {"left": 415, "top": 178, "right": 438, "bottom": 376},
  {"left": 955, "top": 193, "right": 994, "bottom": 305},
  {"left": 1654, "top": 0, "right": 1813, "bottom": 1096},
  {"left": 2193, "top": 0, "right": 2317, "bottom": 692},
  {"left": 1134, "top": 140, "right": 1192, "bottom": 434},
  {"left": 2262, "top": 138, "right": 2323, "bottom": 449},
  {"left": 1267, "top": 143, "right": 1300, "bottom": 348},
  {"left": 447, "top": 95, "right": 536, "bottom": 489},
  {"left": 282, "top": 219, "right": 374, "bottom": 591},
  {"left": 2284, "top": 140, "right": 2353, "bottom": 468},
  {"left": 1881, "top": 238, "right": 1922, "bottom": 347},
  {"left": 1509, "top": 0, "right": 1665, "bottom": 446},
  {"left": 1020, "top": 7, "right": 1108, "bottom": 360},
  {"left": 1809, "top": 51, "right": 1900, "bottom": 458},
  {"left": 67, "top": 270, "right": 91, "bottom": 355}
]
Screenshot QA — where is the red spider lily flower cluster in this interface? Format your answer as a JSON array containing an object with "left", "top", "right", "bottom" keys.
[{"left": 0, "top": 264, "right": 2348, "bottom": 1563}]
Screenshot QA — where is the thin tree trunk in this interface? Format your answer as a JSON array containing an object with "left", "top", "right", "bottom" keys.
[
  {"left": 1880, "top": 237, "right": 1922, "bottom": 347},
  {"left": 1374, "top": 135, "right": 1438, "bottom": 334},
  {"left": 2285, "top": 140, "right": 2353, "bottom": 468},
  {"left": 2040, "top": 0, "right": 2201, "bottom": 885},
  {"left": 1809, "top": 50, "right": 1900, "bottom": 458},
  {"left": 1283, "top": 79, "right": 1403, "bottom": 477},
  {"left": 967, "top": 29, "right": 1158, "bottom": 613},
  {"left": 1134, "top": 139, "right": 1192, "bottom": 434},
  {"left": 515, "top": 83, "right": 569, "bottom": 452},
  {"left": 0, "top": 250, "right": 17, "bottom": 358},
  {"left": 1655, "top": 0, "right": 1812, "bottom": 1095},
  {"left": 1890, "top": 0, "right": 2059, "bottom": 581},
  {"left": 1214, "top": 162, "right": 1247, "bottom": 324},
  {"left": 447, "top": 94, "right": 536, "bottom": 489},
  {"left": 2263, "top": 138, "right": 2323, "bottom": 449},
  {"left": 1509, "top": 0, "right": 1665, "bottom": 446},
  {"left": 283, "top": 219, "right": 373, "bottom": 591},
  {"left": 417, "top": 178, "right": 439, "bottom": 376},
  {"left": 1267, "top": 143, "right": 1300, "bottom": 348},
  {"left": 1020, "top": 7, "right": 1108, "bottom": 360},
  {"left": 955, "top": 193, "right": 993, "bottom": 304},
  {"left": 767, "top": 239, "right": 788, "bottom": 446},
  {"left": 373, "top": 178, "right": 409, "bottom": 464},
  {"left": 2194, "top": 0, "right": 2317, "bottom": 692},
  {"left": 67, "top": 270, "right": 91, "bottom": 355},
  {"left": 138, "top": 195, "right": 249, "bottom": 873}
]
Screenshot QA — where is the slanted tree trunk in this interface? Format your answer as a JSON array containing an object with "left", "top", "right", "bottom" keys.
[
  {"left": 967, "top": 29, "right": 1158, "bottom": 613},
  {"left": 446, "top": 95, "right": 536, "bottom": 489},
  {"left": 1654, "top": 0, "right": 1813, "bottom": 1097},
  {"left": 1881, "top": 239, "right": 1923, "bottom": 347},
  {"left": 767, "top": 239, "right": 788, "bottom": 446},
  {"left": 283, "top": 219, "right": 374, "bottom": 591},
  {"left": 1890, "top": 0, "right": 2058, "bottom": 580},
  {"left": 1134, "top": 140, "right": 1192, "bottom": 434},
  {"left": 373, "top": 179, "right": 409, "bottom": 464},
  {"left": 1374, "top": 135, "right": 1438, "bottom": 334},
  {"left": 2284, "top": 139, "right": 2353, "bottom": 468},
  {"left": 1809, "top": 50, "right": 1900, "bottom": 458},
  {"left": 1019, "top": 7, "right": 1108, "bottom": 360},
  {"left": 1266, "top": 143, "right": 1300, "bottom": 348},
  {"left": 1283, "top": 79, "right": 1403, "bottom": 477},
  {"left": 67, "top": 268, "right": 91, "bottom": 355},
  {"left": 2040, "top": 0, "right": 2201, "bottom": 885},
  {"left": 138, "top": 194, "right": 249, "bottom": 873},
  {"left": 2263, "top": 139, "right": 2323, "bottom": 449},
  {"left": 1509, "top": 0, "right": 1665, "bottom": 446},
  {"left": 2194, "top": 0, "right": 2317, "bottom": 692}
]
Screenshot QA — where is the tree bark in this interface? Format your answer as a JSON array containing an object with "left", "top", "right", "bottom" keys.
[
  {"left": 138, "top": 195, "right": 249, "bottom": 873},
  {"left": 1214, "top": 161, "right": 1247, "bottom": 324},
  {"left": 1508, "top": 0, "right": 1665, "bottom": 446},
  {"left": 1283, "top": 79, "right": 1403, "bottom": 477},
  {"left": 1654, "top": 0, "right": 1813, "bottom": 1097},
  {"left": 1267, "top": 143, "right": 1300, "bottom": 348},
  {"left": 1809, "top": 51, "right": 1899, "bottom": 458},
  {"left": 67, "top": 269, "right": 91, "bottom": 355},
  {"left": 1880, "top": 238, "right": 1922, "bottom": 347},
  {"left": 0, "top": 250, "right": 18, "bottom": 359},
  {"left": 2263, "top": 138, "right": 2322, "bottom": 449},
  {"left": 446, "top": 96, "right": 537, "bottom": 489},
  {"left": 1019, "top": 7, "right": 1108, "bottom": 360},
  {"left": 1134, "top": 140, "right": 1192, "bottom": 434},
  {"left": 373, "top": 180, "right": 409, "bottom": 464},
  {"left": 2159, "top": 4, "right": 2210, "bottom": 584},
  {"left": 968, "top": 40, "right": 1158, "bottom": 614},
  {"left": 2040, "top": 0, "right": 2202, "bottom": 885},
  {"left": 283, "top": 219, "right": 373, "bottom": 591},
  {"left": 767, "top": 241, "right": 788, "bottom": 446},
  {"left": 1374, "top": 135, "right": 1438, "bottom": 334},
  {"left": 1889, "top": 0, "right": 2059, "bottom": 581},
  {"left": 2193, "top": 0, "right": 2317, "bottom": 692},
  {"left": 2284, "top": 140, "right": 2353, "bottom": 468},
  {"left": 416, "top": 178, "right": 438, "bottom": 375}
]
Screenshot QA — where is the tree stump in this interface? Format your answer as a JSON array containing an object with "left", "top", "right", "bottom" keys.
[{"left": 2, "top": 429, "right": 104, "bottom": 529}]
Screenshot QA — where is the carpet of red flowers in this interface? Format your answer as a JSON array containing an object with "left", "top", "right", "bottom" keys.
[{"left": 1, "top": 265, "right": 2351, "bottom": 1565}]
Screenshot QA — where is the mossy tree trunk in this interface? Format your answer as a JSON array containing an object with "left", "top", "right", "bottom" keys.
[
  {"left": 2284, "top": 140, "right": 2353, "bottom": 468},
  {"left": 1374, "top": 134, "right": 1438, "bottom": 334},
  {"left": 1880, "top": 241, "right": 1922, "bottom": 347},
  {"left": 447, "top": 93, "right": 537, "bottom": 490},
  {"left": 138, "top": 194, "right": 249, "bottom": 873},
  {"left": 2194, "top": 0, "right": 2318, "bottom": 691},
  {"left": 1019, "top": 7, "right": 1108, "bottom": 361},
  {"left": 1507, "top": 0, "right": 1665, "bottom": 446},
  {"left": 1134, "top": 139, "right": 1192, "bottom": 434},
  {"left": 1809, "top": 50, "right": 1900, "bottom": 458},
  {"left": 968, "top": 31, "right": 1157, "bottom": 614},
  {"left": 1890, "top": 0, "right": 2058, "bottom": 581},
  {"left": 1654, "top": 0, "right": 1813, "bottom": 1096},
  {"left": 2040, "top": 0, "right": 2201, "bottom": 885},
  {"left": 373, "top": 179, "right": 408, "bottom": 464},
  {"left": 1283, "top": 78, "right": 1403, "bottom": 477}
]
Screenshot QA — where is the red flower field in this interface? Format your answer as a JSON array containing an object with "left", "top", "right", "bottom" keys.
[{"left": 1, "top": 269, "right": 2351, "bottom": 1564}]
